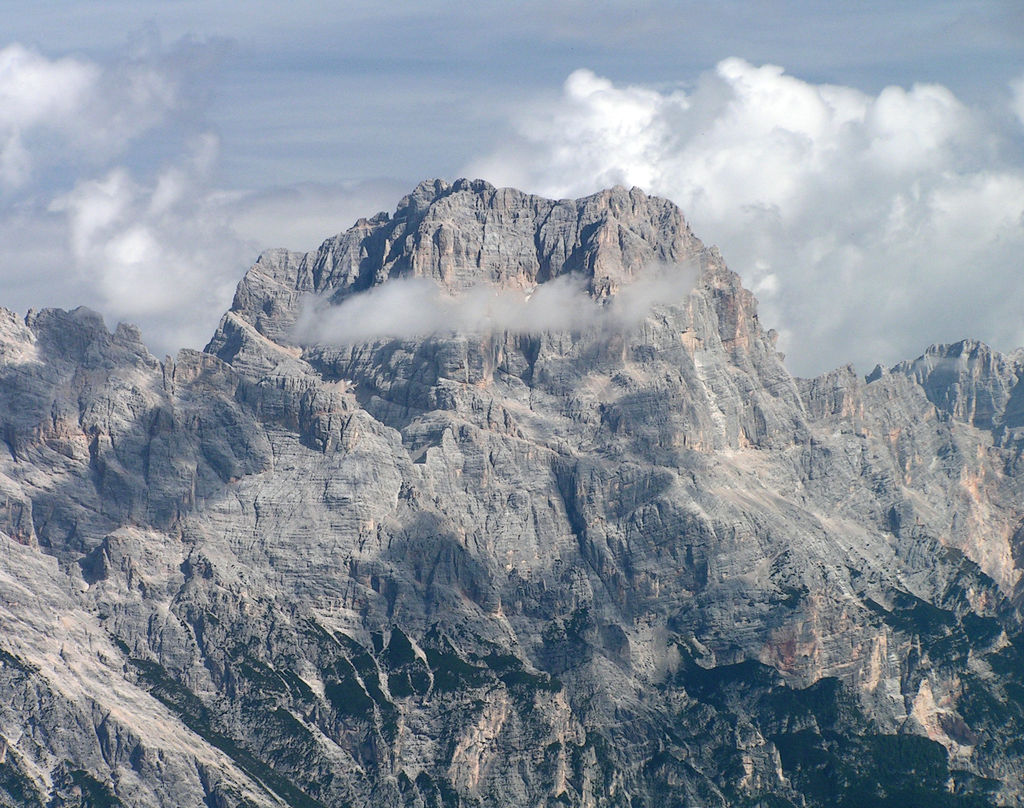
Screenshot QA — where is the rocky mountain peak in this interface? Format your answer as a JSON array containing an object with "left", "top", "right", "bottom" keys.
[
  {"left": 206, "top": 181, "right": 799, "bottom": 456},
  {"left": 892, "top": 338, "right": 1024, "bottom": 435},
  {"left": 3, "top": 180, "right": 1024, "bottom": 807},
  {"left": 208, "top": 179, "right": 707, "bottom": 357}
]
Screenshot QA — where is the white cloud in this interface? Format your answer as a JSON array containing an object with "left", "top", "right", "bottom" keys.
[
  {"left": 0, "top": 44, "right": 99, "bottom": 128},
  {"left": 41, "top": 156, "right": 421, "bottom": 355},
  {"left": 294, "top": 265, "right": 697, "bottom": 346},
  {"left": 0, "top": 44, "right": 97, "bottom": 188},
  {"left": 0, "top": 39, "right": 406, "bottom": 358},
  {"left": 5, "top": 40, "right": 1021, "bottom": 373},
  {"left": 468, "top": 60, "right": 1024, "bottom": 376},
  {"left": 47, "top": 134, "right": 252, "bottom": 354},
  {"left": 0, "top": 40, "right": 230, "bottom": 355},
  {"left": 0, "top": 43, "right": 183, "bottom": 191}
]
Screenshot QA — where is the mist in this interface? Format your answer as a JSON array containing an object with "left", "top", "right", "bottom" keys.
[{"left": 292, "top": 264, "right": 698, "bottom": 347}]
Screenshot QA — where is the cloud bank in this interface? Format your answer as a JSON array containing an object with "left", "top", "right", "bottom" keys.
[
  {"left": 468, "top": 60, "right": 1024, "bottom": 375},
  {"left": 46, "top": 134, "right": 253, "bottom": 351},
  {"left": 0, "top": 41, "right": 186, "bottom": 191},
  {"left": 0, "top": 40, "right": 402, "bottom": 356},
  {"left": 294, "top": 266, "right": 697, "bottom": 346},
  {"left": 2, "top": 38, "right": 1021, "bottom": 375},
  {"left": 0, "top": 40, "right": 245, "bottom": 353}
]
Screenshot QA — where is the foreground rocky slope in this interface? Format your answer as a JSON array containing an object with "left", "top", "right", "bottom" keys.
[{"left": 2, "top": 179, "right": 1024, "bottom": 807}]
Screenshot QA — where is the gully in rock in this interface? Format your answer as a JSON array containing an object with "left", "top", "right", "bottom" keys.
[{"left": 0, "top": 180, "right": 1021, "bottom": 807}]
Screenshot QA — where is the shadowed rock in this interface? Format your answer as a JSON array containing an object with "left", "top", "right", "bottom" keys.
[{"left": 0, "top": 180, "right": 1022, "bottom": 807}]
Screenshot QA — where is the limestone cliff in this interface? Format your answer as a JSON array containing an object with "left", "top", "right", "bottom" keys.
[{"left": 1, "top": 179, "right": 1023, "bottom": 807}]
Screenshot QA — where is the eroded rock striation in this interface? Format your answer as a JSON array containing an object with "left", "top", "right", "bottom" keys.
[{"left": 2, "top": 178, "right": 1024, "bottom": 807}]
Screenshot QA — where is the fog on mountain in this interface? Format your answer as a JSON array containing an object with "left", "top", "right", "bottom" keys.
[{"left": 1, "top": 178, "right": 1022, "bottom": 808}]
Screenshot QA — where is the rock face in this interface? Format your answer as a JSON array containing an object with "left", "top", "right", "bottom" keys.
[{"left": 2, "top": 178, "right": 1024, "bottom": 807}]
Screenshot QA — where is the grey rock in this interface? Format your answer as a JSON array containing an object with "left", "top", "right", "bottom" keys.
[{"left": 1, "top": 179, "right": 1023, "bottom": 807}]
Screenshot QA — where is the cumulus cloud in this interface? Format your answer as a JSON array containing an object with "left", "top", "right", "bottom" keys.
[
  {"left": 0, "top": 42, "right": 187, "bottom": 191},
  {"left": 47, "top": 134, "right": 252, "bottom": 352},
  {"left": 0, "top": 38, "right": 244, "bottom": 356},
  {"left": 43, "top": 163, "right": 422, "bottom": 354},
  {"left": 294, "top": 265, "right": 697, "bottom": 346},
  {"left": 6, "top": 40, "right": 1022, "bottom": 372},
  {"left": 0, "top": 39, "right": 398, "bottom": 357},
  {"left": 468, "top": 60, "right": 1024, "bottom": 375}
]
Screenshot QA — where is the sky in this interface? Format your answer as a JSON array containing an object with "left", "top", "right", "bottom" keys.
[{"left": 1, "top": 1, "right": 1022, "bottom": 376}]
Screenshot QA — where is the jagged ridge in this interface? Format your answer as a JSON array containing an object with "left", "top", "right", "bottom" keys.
[{"left": 0, "top": 181, "right": 1022, "bottom": 807}]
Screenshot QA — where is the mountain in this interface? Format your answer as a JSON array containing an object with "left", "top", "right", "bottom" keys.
[{"left": 2, "top": 178, "right": 1024, "bottom": 807}]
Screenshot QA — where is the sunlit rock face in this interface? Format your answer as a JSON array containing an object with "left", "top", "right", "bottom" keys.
[{"left": 2, "top": 179, "right": 1024, "bottom": 807}]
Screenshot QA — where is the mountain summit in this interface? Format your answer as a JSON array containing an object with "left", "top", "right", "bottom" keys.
[{"left": 1, "top": 180, "right": 1023, "bottom": 807}]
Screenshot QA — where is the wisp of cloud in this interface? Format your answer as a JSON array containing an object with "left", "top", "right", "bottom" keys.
[{"left": 293, "top": 264, "right": 698, "bottom": 347}]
